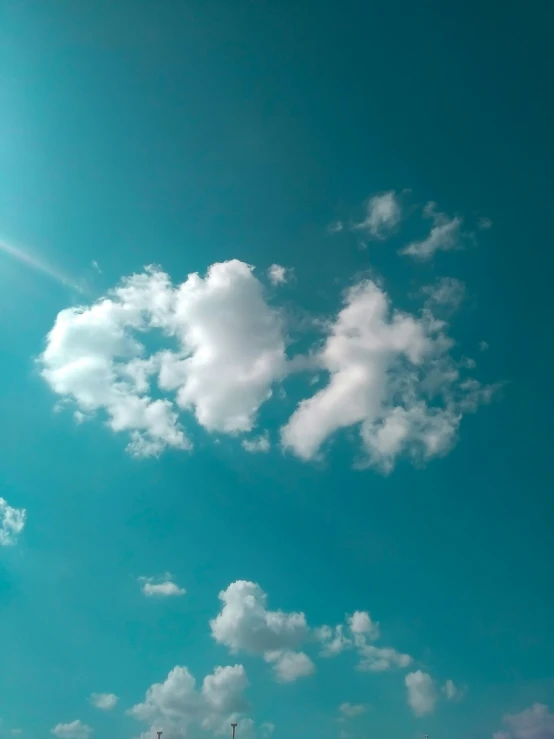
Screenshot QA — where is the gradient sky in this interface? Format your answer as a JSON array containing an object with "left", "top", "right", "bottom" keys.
[{"left": 1, "top": 2, "right": 553, "bottom": 739}]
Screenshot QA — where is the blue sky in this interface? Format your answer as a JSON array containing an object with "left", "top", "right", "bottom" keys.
[{"left": 1, "top": 2, "right": 553, "bottom": 739}]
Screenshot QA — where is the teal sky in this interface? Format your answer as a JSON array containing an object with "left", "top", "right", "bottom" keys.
[{"left": 1, "top": 2, "right": 553, "bottom": 739}]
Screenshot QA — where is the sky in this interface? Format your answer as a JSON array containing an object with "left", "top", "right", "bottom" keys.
[{"left": 1, "top": 2, "right": 553, "bottom": 739}]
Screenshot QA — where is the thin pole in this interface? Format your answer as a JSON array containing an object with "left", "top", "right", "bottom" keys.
[
  {"left": 157, "top": 732, "right": 162, "bottom": 739},
  {"left": 232, "top": 723, "right": 238, "bottom": 739}
]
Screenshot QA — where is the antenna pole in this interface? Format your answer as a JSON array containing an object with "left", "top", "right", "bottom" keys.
[{"left": 232, "top": 723, "right": 238, "bottom": 739}]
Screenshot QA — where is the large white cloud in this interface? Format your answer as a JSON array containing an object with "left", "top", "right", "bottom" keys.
[
  {"left": 281, "top": 278, "right": 495, "bottom": 470},
  {"left": 40, "top": 261, "right": 286, "bottom": 456},
  {"left": 129, "top": 664, "right": 250, "bottom": 738},
  {"left": 210, "top": 581, "right": 309, "bottom": 655},
  {"left": 405, "top": 671, "right": 437, "bottom": 716},
  {"left": 493, "top": 704, "right": 554, "bottom": 739},
  {"left": 40, "top": 254, "right": 496, "bottom": 469},
  {"left": 0, "top": 497, "right": 26, "bottom": 546}
]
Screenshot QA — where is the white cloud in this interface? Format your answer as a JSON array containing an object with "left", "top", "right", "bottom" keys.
[
  {"left": 316, "top": 611, "right": 411, "bottom": 672},
  {"left": 357, "top": 644, "right": 412, "bottom": 673},
  {"left": 339, "top": 703, "right": 367, "bottom": 718},
  {"left": 480, "top": 340, "right": 490, "bottom": 352},
  {"left": 401, "top": 202, "right": 464, "bottom": 260},
  {"left": 89, "top": 693, "right": 118, "bottom": 710},
  {"left": 421, "top": 277, "right": 466, "bottom": 312},
  {"left": 442, "top": 679, "right": 465, "bottom": 702},
  {"left": 354, "top": 191, "right": 402, "bottom": 239},
  {"left": 405, "top": 671, "right": 437, "bottom": 717},
  {"left": 210, "top": 581, "right": 309, "bottom": 655},
  {"left": 316, "top": 624, "right": 352, "bottom": 657},
  {"left": 129, "top": 664, "right": 250, "bottom": 738},
  {"left": 267, "top": 264, "right": 293, "bottom": 286},
  {"left": 493, "top": 703, "right": 554, "bottom": 739},
  {"left": 328, "top": 221, "right": 344, "bottom": 234},
  {"left": 348, "top": 611, "right": 380, "bottom": 640},
  {"left": 139, "top": 574, "right": 186, "bottom": 597},
  {"left": 40, "top": 261, "right": 286, "bottom": 456},
  {"left": 241, "top": 433, "right": 270, "bottom": 453},
  {"left": 0, "top": 498, "right": 26, "bottom": 546},
  {"left": 50, "top": 721, "right": 92, "bottom": 739},
  {"left": 264, "top": 650, "right": 315, "bottom": 683},
  {"left": 282, "top": 278, "right": 496, "bottom": 471}
]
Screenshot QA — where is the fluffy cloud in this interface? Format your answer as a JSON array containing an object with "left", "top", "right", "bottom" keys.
[
  {"left": 354, "top": 191, "right": 402, "bottom": 239},
  {"left": 282, "top": 278, "right": 495, "bottom": 471},
  {"left": 264, "top": 650, "right": 315, "bottom": 683},
  {"left": 50, "top": 721, "right": 92, "bottom": 739},
  {"left": 40, "top": 252, "right": 496, "bottom": 471},
  {"left": 129, "top": 664, "right": 250, "bottom": 738},
  {"left": 89, "top": 693, "right": 118, "bottom": 710},
  {"left": 405, "top": 671, "right": 437, "bottom": 717},
  {"left": 339, "top": 703, "right": 367, "bottom": 718},
  {"left": 0, "top": 498, "right": 26, "bottom": 546},
  {"left": 267, "top": 264, "right": 293, "bottom": 285},
  {"left": 210, "top": 581, "right": 309, "bottom": 655},
  {"left": 317, "top": 610, "right": 411, "bottom": 672},
  {"left": 401, "top": 201, "right": 464, "bottom": 260},
  {"left": 493, "top": 704, "right": 554, "bottom": 739},
  {"left": 40, "top": 261, "right": 286, "bottom": 456},
  {"left": 442, "top": 679, "right": 465, "bottom": 702},
  {"left": 139, "top": 574, "right": 186, "bottom": 597}
]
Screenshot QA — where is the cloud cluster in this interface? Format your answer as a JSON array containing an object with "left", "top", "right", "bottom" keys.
[
  {"left": 493, "top": 703, "right": 554, "bottom": 739},
  {"left": 40, "top": 201, "right": 496, "bottom": 470},
  {"left": 339, "top": 703, "right": 367, "bottom": 718},
  {"left": 129, "top": 664, "right": 250, "bottom": 738},
  {"left": 210, "top": 581, "right": 313, "bottom": 683},
  {"left": 138, "top": 573, "right": 186, "bottom": 597},
  {"left": 0, "top": 497, "right": 26, "bottom": 546},
  {"left": 316, "top": 611, "right": 411, "bottom": 672}
]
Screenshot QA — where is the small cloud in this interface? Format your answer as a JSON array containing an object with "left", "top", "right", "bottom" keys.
[
  {"left": 11, "top": 730, "right": 23, "bottom": 736},
  {"left": 0, "top": 497, "right": 26, "bottom": 547},
  {"left": 478, "top": 216, "right": 493, "bottom": 230},
  {"left": 241, "top": 433, "right": 270, "bottom": 453},
  {"left": 339, "top": 703, "right": 367, "bottom": 718},
  {"left": 421, "top": 277, "right": 466, "bottom": 313},
  {"left": 442, "top": 679, "right": 466, "bottom": 702},
  {"left": 91, "top": 260, "right": 102, "bottom": 273},
  {"left": 50, "top": 721, "right": 92, "bottom": 739},
  {"left": 405, "top": 671, "right": 437, "bottom": 717},
  {"left": 267, "top": 264, "right": 293, "bottom": 286},
  {"left": 479, "top": 340, "right": 489, "bottom": 352},
  {"left": 354, "top": 191, "right": 402, "bottom": 240},
  {"left": 401, "top": 202, "right": 464, "bottom": 260},
  {"left": 90, "top": 693, "right": 118, "bottom": 710},
  {"left": 138, "top": 573, "right": 186, "bottom": 597},
  {"left": 328, "top": 220, "right": 344, "bottom": 234},
  {"left": 264, "top": 650, "right": 315, "bottom": 683}
]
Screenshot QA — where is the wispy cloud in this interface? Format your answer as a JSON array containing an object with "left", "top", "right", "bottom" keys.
[
  {"left": 0, "top": 237, "right": 84, "bottom": 293},
  {"left": 0, "top": 497, "right": 26, "bottom": 546}
]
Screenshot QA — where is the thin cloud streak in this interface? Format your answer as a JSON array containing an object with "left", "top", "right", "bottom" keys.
[{"left": 0, "top": 237, "right": 84, "bottom": 293}]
